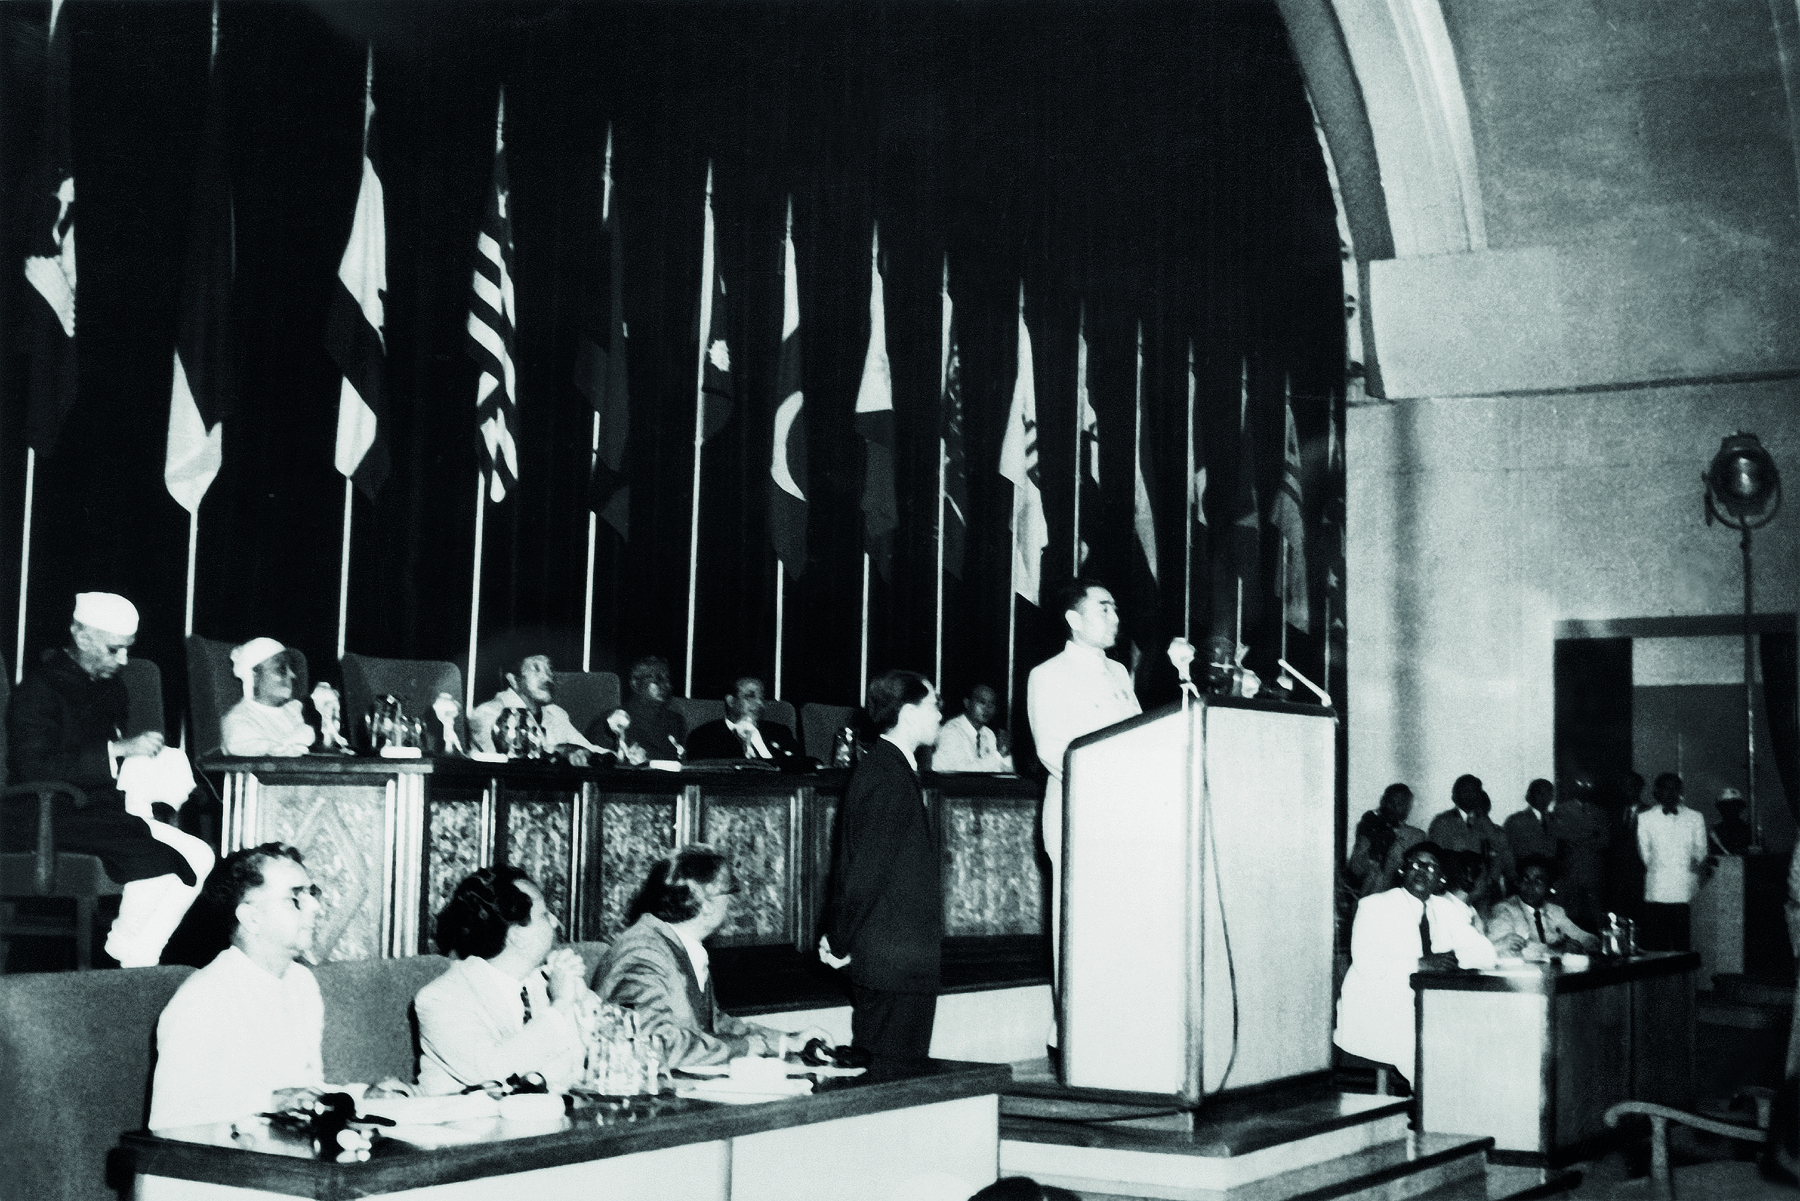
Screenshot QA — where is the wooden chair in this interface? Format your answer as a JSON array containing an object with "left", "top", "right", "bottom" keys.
[
  {"left": 551, "top": 671, "right": 621, "bottom": 737},
  {"left": 186, "top": 635, "right": 310, "bottom": 759},
  {"left": 1605, "top": 1087, "right": 1790, "bottom": 1200},
  {"left": 800, "top": 702, "right": 855, "bottom": 763},
  {"left": 340, "top": 653, "right": 461, "bottom": 748},
  {"left": 0, "top": 652, "right": 134, "bottom": 971}
]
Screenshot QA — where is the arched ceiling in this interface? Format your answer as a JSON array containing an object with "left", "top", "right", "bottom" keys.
[{"left": 1280, "top": 0, "right": 1800, "bottom": 399}]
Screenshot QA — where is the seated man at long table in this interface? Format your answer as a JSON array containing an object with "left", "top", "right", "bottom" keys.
[
  {"left": 221, "top": 638, "right": 315, "bottom": 757},
  {"left": 1334, "top": 841, "right": 1496, "bottom": 1088},
  {"left": 684, "top": 677, "right": 802, "bottom": 763},
  {"left": 468, "top": 654, "right": 601, "bottom": 764},
  {"left": 150, "top": 845, "right": 328, "bottom": 1130},
  {"left": 1486, "top": 855, "right": 1599, "bottom": 958},
  {"left": 593, "top": 846, "right": 819, "bottom": 1066},
  {"left": 416, "top": 867, "right": 595, "bottom": 1094}
]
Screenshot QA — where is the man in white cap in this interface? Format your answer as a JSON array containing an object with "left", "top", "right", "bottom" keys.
[
  {"left": 5, "top": 592, "right": 214, "bottom": 967},
  {"left": 221, "top": 639, "right": 314, "bottom": 757}
]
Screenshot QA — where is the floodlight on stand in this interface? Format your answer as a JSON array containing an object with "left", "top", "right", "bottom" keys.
[{"left": 1702, "top": 431, "right": 1780, "bottom": 854}]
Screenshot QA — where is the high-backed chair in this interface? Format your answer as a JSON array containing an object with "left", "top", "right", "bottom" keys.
[
  {"left": 0, "top": 651, "right": 142, "bottom": 971},
  {"left": 186, "top": 635, "right": 310, "bottom": 759},
  {"left": 340, "top": 653, "right": 461, "bottom": 746},
  {"left": 668, "top": 696, "right": 726, "bottom": 734},
  {"left": 763, "top": 699, "right": 798, "bottom": 739},
  {"left": 801, "top": 702, "right": 855, "bottom": 763},
  {"left": 550, "top": 671, "right": 621, "bottom": 737}
]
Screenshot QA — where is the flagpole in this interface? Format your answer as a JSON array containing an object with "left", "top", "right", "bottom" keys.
[
  {"left": 582, "top": 414, "right": 600, "bottom": 672},
  {"left": 684, "top": 162, "right": 713, "bottom": 697},
  {"left": 1072, "top": 302, "right": 1084, "bottom": 575},
  {"left": 935, "top": 257, "right": 949, "bottom": 691},
  {"left": 1185, "top": 340, "right": 1195, "bottom": 640},
  {"left": 1006, "top": 562, "right": 1018, "bottom": 724},
  {"left": 466, "top": 477, "right": 486, "bottom": 712},
  {"left": 859, "top": 553, "right": 871, "bottom": 702},
  {"left": 1236, "top": 578, "right": 1243, "bottom": 651},
  {"left": 773, "top": 561, "right": 786, "bottom": 700},
  {"left": 336, "top": 479, "right": 353, "bottom": 661},
  {"left": 1280, "top": 535, "right": 1290, "bottom": 662},
  {"left": 183, "top": 510, "right": 200, "bottom": 638},
  {"left": 14, "top": 450, "right": 36, "bottom": 684}
]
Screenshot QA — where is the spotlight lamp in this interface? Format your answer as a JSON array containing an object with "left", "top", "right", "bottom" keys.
[
  {"left": 1703, "top": 430, "right": 1780, "bottom": 855},
  {"left": 1703, "top": 431, "right": 1781, "bottom": 529}
]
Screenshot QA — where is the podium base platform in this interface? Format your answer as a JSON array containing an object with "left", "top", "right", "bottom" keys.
[{"left": 999, "top": 1067, "right": 1581, "bottom": 1200}]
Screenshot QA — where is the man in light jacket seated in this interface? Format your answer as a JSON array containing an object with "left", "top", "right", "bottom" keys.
[
  {"left": 150, "top": 844, "right": 328, "bottom": 1131},
  {"left": 221, "top": 638, "right": 315, "bottom": 757},
  {"left": 931, "top": 684, "right": 1013, "bottom": 773},
  {"left": 1334, "top": 841, "right": 1497, "bottom": 1087},
  {"left": 1486, "top": 855, "right": 1599, "bottom": 958},
  {"left": 593, "top": 846, "right": 821, "bottom": 1067},
  {"left": 415, "top": 867, "right": 595, "bottom": 1094}
]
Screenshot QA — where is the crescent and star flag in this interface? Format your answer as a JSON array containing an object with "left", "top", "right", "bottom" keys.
[
  {"left": 940, "top": 258, "right": 968, "bottom": 580},
  {"left": 1076, "top": 304, "right": 1100, "bottom": 571},
  {"left": 1229, "top": 358, "right": 1261, "bottom": 627},
  {"left": 24, "top": 0, "right": 76, "bottom": 456},
  {"left": 999, "top": 283, "right": 1047, "bottom": 605},
  {"left": 165, "top": 8, "right": 235, "bottom": 515},
  {"left": 697, "top": 164, "right": 732, "bottom": 441},
  {"left": 855, "top": 223, "right": 897, "bottom": 581},
  {"left": 769, "top": 197, "right": 807, "bottom": 576},
  {"left": 576, "top": 125, "right": 630, "bottom": 537},
  {"left": 468, "top": 91, "right": 518, "bottom": 503},
  {"left": 327, "top": 48, "right": 389, "bottom": 499},
  {"left": 1132, "top": 324, "right": 1158, "bottom": 587},
  {"left": 1272, "top": 380, "right": 1309, "bottom": 632}
]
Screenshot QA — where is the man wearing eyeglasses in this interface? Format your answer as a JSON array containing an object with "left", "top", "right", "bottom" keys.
[
  {"left": 149, "top": 844, "right": 329, "bottom": 1131},
  {"left": 1332, "top": 842, "right": 1496, "bottom": 1089}
]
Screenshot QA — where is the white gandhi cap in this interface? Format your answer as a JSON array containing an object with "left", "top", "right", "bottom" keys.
[
  {"left": 72, "top": 592, "right": 138, "bottom": 637},
  {"left": 230, "top": 637, "right": 288, "bottom": 698}
]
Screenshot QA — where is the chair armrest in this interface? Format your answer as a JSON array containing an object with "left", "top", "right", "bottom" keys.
[
  {"left": 3, "top": 781, "right": 90, "bottom": 895},
  {"left": 1605, "top": 1100, "right": 1766, "bottom": 1141},
  {"left": 1736, "top": 1085, "right": 1776, "bottom": 1131}
]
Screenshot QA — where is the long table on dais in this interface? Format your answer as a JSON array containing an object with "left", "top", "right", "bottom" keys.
[
  {"left": 1412, "top": 951, "right": 1698, "bottom": 1165},
  {"left": 122, "top": 1059, "right": 1010, "bottom": 1201}
]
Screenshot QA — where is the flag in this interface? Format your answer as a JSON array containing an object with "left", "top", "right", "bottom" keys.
[
  {"left": 165, "top": 8, "right": 235, "bottom": 515},
  {"left": 575, "top": 125, "right": 630, "bottom": 537},
  {"left": 1229, "top": 359, "right": 1261, "bottom": 629},
  {"left": 326, "top": 48, "right": 389, "bottom": 499},
  {"left": 940, "top": 258, "right": 968, "bottom": 580},
  {"left": 999, "top": 283, "right": 1047, "bottom": 604},
  {"left": 769, "top": 197, "right": 807, "bottom": 577},
  {"left": 468, "top": 92, "right": 517, "bottom": 503},
  {"left": 1076, "top": 304, "right": 1100, "bottom": 570},
  {"left": 855, "top": 224, "right": 896, "bottom": 581},
  {"left": 696, "top": 162, "right": 732, "bottom": 441},
  {"left": 1132, "top": 325, "right": 1158, "bottom": 586},
  {"left": 1272, "top": 380, "right": 1308, "bottom": 632},
  {"left": 24, "top": 0, "right": 75, "bottom": 456}
]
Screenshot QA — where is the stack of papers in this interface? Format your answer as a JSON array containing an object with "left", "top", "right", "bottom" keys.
[{"left": 677, "top": 1077, "right": 814, "bottom": 1105}]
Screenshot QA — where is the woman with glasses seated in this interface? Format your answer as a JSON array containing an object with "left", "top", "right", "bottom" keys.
[
  {"left": 1333, "top": 841, "right": 1497, "bottom": 1089},
  {"left": 415, "top": 866, "right": 594, "bottom": 1094},
  {"left": 593, "top": 845, "right": 818, "bottom": 1068}
]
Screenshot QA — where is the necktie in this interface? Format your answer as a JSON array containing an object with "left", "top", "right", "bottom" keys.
[
  {"left": 520, "top": 986, "right": 533, "bottom": 1025},
  {"left": 1419, "top": 904, "right": 1432, "bottom": 958},
  {"left": 736, "top": 726, "right": 756, "bottom": 759},
  {"left": 1534, "top": 907, "right": 1546, "bottom": 942}
]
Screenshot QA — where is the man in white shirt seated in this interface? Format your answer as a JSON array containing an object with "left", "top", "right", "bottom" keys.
[
  {"left": 1334, "top": 842, "right": 1496, "bottom": 1088},
  {"left": 221, "top": 638, "right": 315, "bottom": 757},
  {"left": 468, "top": 654, "right": 600, "bottom": 764},
  {"left": 415, "top": 867, "right": 595, "bottom": 1094},
  {"left": 1636, "top": 771, "right": 1712, "bottom": 951},
  {"left": 150, "top": 844, "right": 329, "bottom": 1131},
  {"left": 1487, "top": 855, "right": 1599, "bottom": 957},
  {"left": 931, "top": 684, "right": 1013, "bottom": 773},
  {"left": 683, "top": 677, "right": 802, "bottom": 762}
]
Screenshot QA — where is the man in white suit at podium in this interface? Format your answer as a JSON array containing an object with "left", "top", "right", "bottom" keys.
[{"left": 1027, "top": 578, "right": 1142, "bottom": 1057}]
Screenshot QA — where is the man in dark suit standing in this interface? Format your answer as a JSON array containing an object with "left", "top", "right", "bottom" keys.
[
  {"left": 820, "top": 669, "right": 944, "bottom": 1059},
  {"left": 683, "top": 676, "right": 802, "bottom": 763}
]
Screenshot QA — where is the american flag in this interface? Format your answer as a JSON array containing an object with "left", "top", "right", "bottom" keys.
[{"left": 468, "top": 91, "right": 518, "bottom": 503}]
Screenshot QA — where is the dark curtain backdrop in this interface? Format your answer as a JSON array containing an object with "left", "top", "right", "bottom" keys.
[{"left": 1, "top": 0, "right": 1343, "bottom": 759}]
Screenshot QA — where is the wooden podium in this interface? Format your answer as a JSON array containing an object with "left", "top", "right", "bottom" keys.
[{"left": 1061, "top": 694, "right": 1337, "bottom": 1103}]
